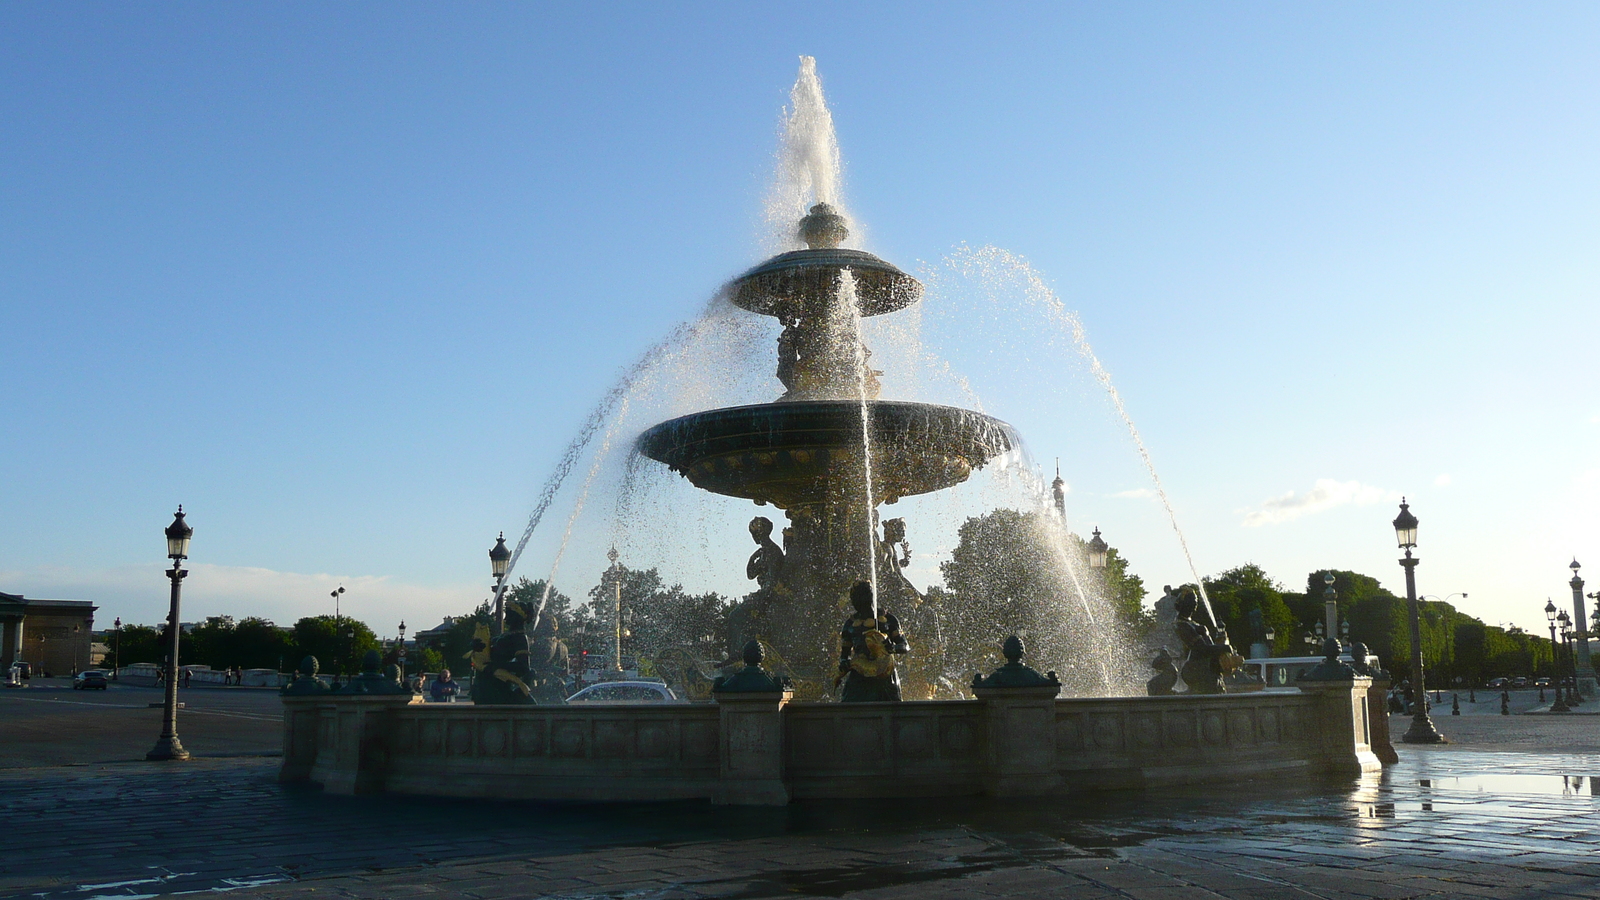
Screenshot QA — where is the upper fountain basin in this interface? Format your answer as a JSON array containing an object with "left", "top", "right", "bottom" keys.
[
  {"left": 726, "top": 248, "right": 923, "bottom": 319},
  {"left": 637, "top": 400, "right": 1018, "bottom": 510}
]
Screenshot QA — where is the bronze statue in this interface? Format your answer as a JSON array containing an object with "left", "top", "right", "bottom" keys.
[
  {"left": 1172, "top": 587, "right": 1239, "bottom": 694},
  {"left": 470, "top": 600, "right": 536, "bottom": 704},
  {"left": 835, "top": 581, "right": 908, "bottom": 702},
  {"left": 525, "top": 611, "right": 570, "bottom": 705},
  {"left": 745, "top": 516, "right": 786, "bottom": 592},
  {"left": 1146, "top": 647, "right": 1179, "bottom": 696}
]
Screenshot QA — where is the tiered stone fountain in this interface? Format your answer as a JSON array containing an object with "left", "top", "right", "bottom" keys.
[{"left": 639, "top": 203, "right": 1016, "bottom": 687}]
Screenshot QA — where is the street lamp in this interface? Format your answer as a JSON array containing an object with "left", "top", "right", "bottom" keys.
[
  {"left": 112, "top": 617, "right": 121, "bottom": 681},
  {"left": 148, "top": 506, "right": 193, "bottom": 761},
  {"left": 607, "top": 546, "right": 624, "bottom": 674},
  {"left": 1569, "top": 560, "right": 1594, "bottom": 698},
  {"left": 490, "top": 533, "right": 512, "bottom": 635},
  {"left": 397, "top": 620, "right": 407, "bottom": 678},
  {"left": 1322, "top": 573, "right": 1338, "bottom": 644},
  {"left": 1558, "top": 611, "right": 1580, "bottom": 707},
  {"left": 1264, "top": 627, "right": 1276, "bottom": 657},
  {"left": 1393, "top": 498, "right": 1445, "bottom": 744},
  {"left": 1086, "top": 528, "right": 1109, "bottom": 569},
  {"left": 1545, "top": 599, "right": 1569, "bottom": 713}
]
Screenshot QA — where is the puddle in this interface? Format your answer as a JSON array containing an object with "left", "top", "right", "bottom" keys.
[
  {"left": 39, "top": 868, "right": 294, "bottom": 899},
  {"left": 1415, "top": 774, "right": 1598, "bottom": 797}
]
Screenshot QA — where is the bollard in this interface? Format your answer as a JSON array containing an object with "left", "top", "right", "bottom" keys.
[
  {"left": 1501, "top": 690, "right": 1510, "bottom": 715},
  {"left": 1451, "top": 693, "right": 1460, "bottom": 715},
  {"left": 1469, "top": 688, "right": 1476, "bottom": 703},
  {"left": 1540, "top": 685, "right": 1545, "bottom": 702}
]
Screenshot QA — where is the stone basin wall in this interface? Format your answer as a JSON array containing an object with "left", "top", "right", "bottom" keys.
[{"left": 280, "top": 679, "right": 1384, "bottom": 805}]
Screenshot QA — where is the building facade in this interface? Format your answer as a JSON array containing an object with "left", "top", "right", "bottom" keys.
[{"left": 1, "top": 591, "right": 98, "bottom": 676}]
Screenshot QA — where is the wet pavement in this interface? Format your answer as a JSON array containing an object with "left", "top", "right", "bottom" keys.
[{"left": 2, "top": 737, "right": 1598, "bottom": 900}]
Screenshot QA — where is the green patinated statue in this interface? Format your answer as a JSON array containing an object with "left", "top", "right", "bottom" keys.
[
  {"left": 470, "top": 599, "right": 536, "bottom": 705},
  {"left": 835, "top": 581, "right": 908, "bottom": 702}
]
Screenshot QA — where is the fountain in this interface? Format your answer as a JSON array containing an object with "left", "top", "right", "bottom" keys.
[
  {"left": 638, "top": 201, "right": 1018, "bottom": 689},
  {"left": 279, "top": 58, "right": 1387, "bottom": 804}
]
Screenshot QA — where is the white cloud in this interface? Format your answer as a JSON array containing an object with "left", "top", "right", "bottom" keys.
[
  {"left": 1434, "top": 473, "right": 1452, "bottom": 487},
  {"left": 0, "top": 563, "right": 479, "bottom": 633},
  {"left": 1239, "top": 479, "right": 1398, "bottom": 527},
  {"left": 1111, "top": 488, "right": 1158, "bottom": 500}
]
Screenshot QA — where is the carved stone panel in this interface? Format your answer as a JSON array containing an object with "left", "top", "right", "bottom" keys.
[
  {"left": 594, "top": 720, "right": 631, "bottom": 758},
  {"left": 418, "top": 719, "right": 444, "bottom": 755},
  {"left": 552, "top": 720, "right": 588, "bottom": 757},
  {"left": 446, "top": 719, "right": 474, "bottom": 756},
  {"left": 514, "top": 718, "right": 546, "bottom": 756},
  {"left": 478, "top": 720, "right": 509, "bottom": 757}
]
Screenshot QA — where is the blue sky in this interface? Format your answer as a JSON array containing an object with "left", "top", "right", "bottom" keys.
[{"left": 3, "top": 3, "right": 1597, "bottom": 637}]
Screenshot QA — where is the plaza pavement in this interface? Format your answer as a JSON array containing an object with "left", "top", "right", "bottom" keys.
[{"left": 2, "top": 682, "right": 1598, "bottom": 900}]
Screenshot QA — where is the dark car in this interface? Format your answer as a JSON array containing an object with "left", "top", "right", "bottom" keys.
[{"left": 72, "top": 670, "right": 109, "bottom": 690}]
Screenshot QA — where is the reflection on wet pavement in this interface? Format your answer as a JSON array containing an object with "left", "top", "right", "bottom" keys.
[{"left": 4, "top": 750, "right": 1598, "bottom": 899}]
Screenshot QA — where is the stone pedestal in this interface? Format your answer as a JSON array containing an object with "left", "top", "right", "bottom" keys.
[
  {"left": 295, "top": 694, "right": 418, "bottom": 795},
  {"left": 1366, "top": 678, "right": 1399, "bottom": 765},
  {"left": 712, "top": 690, "right": 792, "bottom": 806},
  {"left": 972, "top": 685, "right": 1063, "bottom": 796},
  {"left": 1297, "top": 678, "right": 1382, "bottom": 776}
]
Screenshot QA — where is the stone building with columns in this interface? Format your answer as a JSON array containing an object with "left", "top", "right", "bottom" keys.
[{"left": 1, "top": 591, "right": 98, "bottom": 676}]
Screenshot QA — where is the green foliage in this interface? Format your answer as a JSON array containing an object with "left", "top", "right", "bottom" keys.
[
  {"left": 1202, "top": 565, "right": 1294, "bottom": 654},
  {"left": 113, "top": 624, "right": 163, "bottom": 665},
  {"left": 440, "top": 602, "right": 492, "bottom": 673},
  {"left": 934, "top": 508, "right": 1147, "bottom": 679},
  {"left": 183, "top": 616, "right": 293, "bottom": 670},
  {"left": 288, "top": 615, "right": 380, "bottom": 674},
  {"left": 588, "top": 565, "right": 728, "bottom": 663}
]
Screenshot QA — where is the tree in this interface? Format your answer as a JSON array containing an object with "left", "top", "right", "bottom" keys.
[
  {"left": 935, "top": 508, "right": 1147, "bottom": 680},
  {"left": 1202, "top": 565, "right": 1294, "bottom": 655},
  {"left": 289, "top": 616, "right": 379, "bottom": 675},
  {"left": 587, "top": 565, "right": 728, "bottom": 668},
  {"left": 115, "top": 624, "right": 163, "bottom": 665}
]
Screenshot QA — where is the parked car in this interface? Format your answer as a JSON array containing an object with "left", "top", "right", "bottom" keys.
[
  {"left": 1486, "top": 677, "right": 1508, "bottom": 689},
  {"left": 1511, "top": 676, "right": 1529, "bottom": 689},
  {"left": 565, "top": 681, "right": 685, "bottom": 705},
  {"left": 73, "top": 670, "right": 109, "bottom": 690},
  {"left": 1535, "top": 677, "right": 1552, "bottom": 688}
]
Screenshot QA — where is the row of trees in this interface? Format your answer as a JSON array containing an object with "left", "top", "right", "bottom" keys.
[
  {"left": 1201, "top": 565, "right": 1557, "bottom": 686},
  {"left": 102, "top": 507, "right": 1560, "bottom": 690}
]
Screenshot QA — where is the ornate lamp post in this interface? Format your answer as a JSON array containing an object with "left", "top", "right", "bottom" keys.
[
  {"left": 148, "top": 507, "right": 193, "bottom": 761},
  {"left": 112, "top": 617, "right": 121, "bottom": 681},
  {"left": 1569, "top": 560, "right": 1595, "bottom": 697},
  {"left": 607, "top": 547, "right": 624, "bottom": 674},
  {"left": 1558, "top": 611, "right": 1580, "bottom": 707},
  {"left": 1322, "top": 573, "right": 1338, "bottom": 645},
  {"left": 1264, "top": 627, "right": 1276, "bottom": 657},
  {"left": 1394, "top": 499, "right": 1445, "bottom": 743},
  {"left": 490, "top": 533, "right": 511, "bottom": 635},
  {"left": 1545, "top": 599, "right": 1569, "bottom": 713},
  {"left": 1086, "top": 528, "right": 1109, "bottom": 569},
  {"left": 397, "top": 620, "right": 407, "bottom": 678}
]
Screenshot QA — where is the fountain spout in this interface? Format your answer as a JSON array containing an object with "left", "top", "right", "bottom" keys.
[{"left": 798, "top": 203, "right": 849, "bottom": 249}]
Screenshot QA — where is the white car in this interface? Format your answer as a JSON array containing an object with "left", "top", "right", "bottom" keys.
[{"left": 565, "top": 681, "right": 685, "bottom": 705}]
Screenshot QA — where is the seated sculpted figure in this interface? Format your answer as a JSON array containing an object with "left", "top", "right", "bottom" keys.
[
  {"left": 1172, "top": 588, "right": 1239, "bottom": 694},
  {"left": 745, "top": 516, "right": 785, "bottom": 593},
  {"left": 471, "top": 599, "right": 536, "bottom": 705},
  {"left": 835, "top": 581, "right": 909, "bottom": 702}
]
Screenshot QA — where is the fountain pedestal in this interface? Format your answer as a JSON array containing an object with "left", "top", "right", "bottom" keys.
[{"left": 712, "top": 690, "right": 794, "bottom": 806}]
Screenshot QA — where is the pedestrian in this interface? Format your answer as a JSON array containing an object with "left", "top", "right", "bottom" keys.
[
  {"left": 179, "top": 668, "right": 191, "bottom": 688},
  {"left": 429, "top": 669, "right": 461, "bottom": 702}
]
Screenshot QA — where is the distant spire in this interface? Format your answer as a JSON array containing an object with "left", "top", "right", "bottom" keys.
[{"left": 1051, "top": 457, "right": 1067, "bottom": 521}]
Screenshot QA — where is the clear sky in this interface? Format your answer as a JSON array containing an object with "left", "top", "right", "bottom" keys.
[{"left": 3, "top": 3, "right": 1597, "bottom": 639}]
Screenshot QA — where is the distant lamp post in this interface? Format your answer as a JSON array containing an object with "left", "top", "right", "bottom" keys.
[
  {"left": 1558, "top": 611, "right": 1580, "bottom": 707},
  {"left": 490, "top": 533, "right": 512, "bottom": 634},
  {"left": 148, "top": 507, "right": 193, "bottom": 761},
  {"left": 607, "top": 547, "right": 624, "bottom": 674},
  {"left": 1340, "top": 618, "right": 1350, "bottom": 642},
  {"left": 1546, "top": 599, "right": 1569, "bottom": 713},
  {"left": 113, "top": 617, "right": 121, "bottom": 681},
  {"left": 1393, "top": 499, "right": 1445, "bottom": 744},
  {"left": 1086, "top": 528, "right": 1109, "bottom": 569},
  {"left": 1264, "top": 627, "right": 1276, "bottom": 657},
  {"left": 397, "top": 620, "right": 407, "bottom": 677},
  {"left": 1322, "top": 573, "right": 1338, "bottom": 644},
  {"left": 1569, "top": 560, "right": 1595, "bottom": 698}
]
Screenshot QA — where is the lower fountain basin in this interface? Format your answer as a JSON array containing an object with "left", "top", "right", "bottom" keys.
[{"left": 637, "top": 400, "right": 1018, "bottom": 509}]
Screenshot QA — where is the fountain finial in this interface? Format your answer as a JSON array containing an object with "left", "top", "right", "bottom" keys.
[{"left": 798, "top": 202, "right": 849, "bottom": 249}]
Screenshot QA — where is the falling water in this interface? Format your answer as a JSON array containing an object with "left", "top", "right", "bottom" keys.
[
  {"left": 947, "top": 245, "right": 1215, "bottom": 622},
  {"left": 765, "top": 56, "right": 848, "bottom": 250},
  {"left": 537, "top": 396, "right": 631, "bottom": 616},
  {"left": 493, "top": 299, "right": 758, "bottom": 611},
  {"left": 840, "top": 269, "right": 879, "bottom": 595}
]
